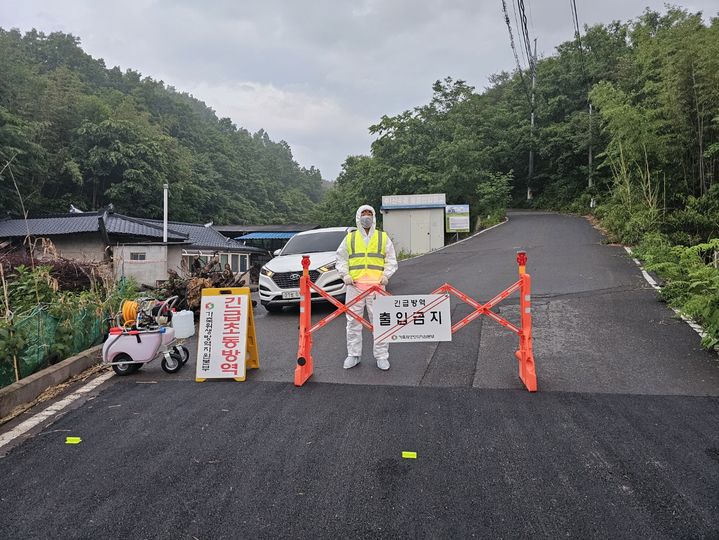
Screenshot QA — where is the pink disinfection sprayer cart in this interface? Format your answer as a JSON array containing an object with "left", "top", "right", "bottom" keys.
[{"left": 102, "top": 296, "right": 195, "bottom": 376}]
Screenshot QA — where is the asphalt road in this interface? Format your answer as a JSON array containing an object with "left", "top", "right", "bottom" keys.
[{"left": 1, "top": 211, "right": 718, "bottom": 538}]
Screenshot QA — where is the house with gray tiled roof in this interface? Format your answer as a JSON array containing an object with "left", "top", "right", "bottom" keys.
[{"left": 0, "top": 208, "right": 268, "bottom": 286}]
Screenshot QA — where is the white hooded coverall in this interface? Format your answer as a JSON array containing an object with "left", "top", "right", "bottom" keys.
[{"left": 336, "top": 205, "right": 398, "bottom": 361}]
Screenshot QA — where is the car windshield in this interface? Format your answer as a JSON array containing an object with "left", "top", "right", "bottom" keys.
[{"left": 280, "top": 231, "right": 347, "bottom": 255}]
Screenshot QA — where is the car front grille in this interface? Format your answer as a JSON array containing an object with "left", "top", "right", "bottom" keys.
[{"left": 271, "top": 270, "right": 321, "bottom": 289}]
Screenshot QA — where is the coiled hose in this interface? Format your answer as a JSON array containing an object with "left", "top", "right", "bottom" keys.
[{"left": 120, "top": 299, "right": 139, "bottom": 327}]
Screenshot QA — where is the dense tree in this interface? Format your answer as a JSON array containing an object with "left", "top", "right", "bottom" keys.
[
  {"left": 589, "top": 8, "right": 719, "bottom": 244},
  {"left": 0, "top": 28, "right": 324, "bottom": 224}
]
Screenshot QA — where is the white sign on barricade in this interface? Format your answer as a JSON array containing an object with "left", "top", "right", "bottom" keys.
[{"left": 373, "top": 294, "right": 452, "bottom": 344}]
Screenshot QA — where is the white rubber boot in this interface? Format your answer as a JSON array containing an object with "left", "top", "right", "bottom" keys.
[
  {"left": 376, "top": 358, "right": 390, "bottom": 371},
  {"left": 343, "top": 356, "right": 361, "bottom": 369}
]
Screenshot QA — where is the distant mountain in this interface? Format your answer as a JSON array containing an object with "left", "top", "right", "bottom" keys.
[{"left": 0, "top": 28, "right": 323, "bottom": 224}]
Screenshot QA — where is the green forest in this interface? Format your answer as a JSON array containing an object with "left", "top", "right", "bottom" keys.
[
  {"left": 321, "top": 7, "right": 719, "bottom": 244},
  {"left": 0, "top": 29, "right": 324, "bottom": 224},
  {"left": 3, "top": 8, "right": 717, "bottom": 239}
]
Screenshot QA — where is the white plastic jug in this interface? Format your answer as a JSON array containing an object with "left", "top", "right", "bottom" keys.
[{"left": 171, "top": 310, "right": 195, "bottom": 339}]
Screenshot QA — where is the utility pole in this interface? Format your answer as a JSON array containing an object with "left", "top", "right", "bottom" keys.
[
  {"left": 163, "top": 183, "right": 169, "bottom": 243},
  {"left": 527, "top": 38, "right": 537, "bottom": 201},
  {"left": 588, "top": 103, "right": 593, "bottom": 188},
  {"left": 588, "top": 102, "right": 595, "bottom": 207}
]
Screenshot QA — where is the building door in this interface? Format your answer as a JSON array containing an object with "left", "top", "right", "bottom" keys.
[{"left": 412, "top": 210, "right": 431, "bottom": 254}]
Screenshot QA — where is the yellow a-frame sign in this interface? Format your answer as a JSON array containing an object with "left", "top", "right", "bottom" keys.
[{"left": 195, "top": 287, "right": 259, "bottom": 382}]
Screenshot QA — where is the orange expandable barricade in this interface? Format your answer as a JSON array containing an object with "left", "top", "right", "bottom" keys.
[{"left": 295, "top": 251, "right": 537, "bottom": 392}]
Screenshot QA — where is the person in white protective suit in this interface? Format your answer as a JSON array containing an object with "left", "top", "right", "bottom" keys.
[{"left": 336, "top": 205, "right": 398, "bottom": 370}]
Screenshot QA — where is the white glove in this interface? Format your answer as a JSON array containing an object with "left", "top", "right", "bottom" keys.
[
  {"left": 343, "top": 275, "right": 354, "bottom": 285},
  {"left": 380, "top": 275, "right": 389, "bottom": 286}
]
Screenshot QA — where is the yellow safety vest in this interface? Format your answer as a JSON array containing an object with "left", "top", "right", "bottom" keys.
[{"left": 347, "top": 229, "right": 387, "bottom": 283}]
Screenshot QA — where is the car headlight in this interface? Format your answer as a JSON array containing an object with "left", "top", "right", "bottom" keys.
[
  {"left": 260, "top": 267, "right": 274, "bottom": 278},
  {"left": 319, "top": 261, "right": 336, "bottom": 273}
]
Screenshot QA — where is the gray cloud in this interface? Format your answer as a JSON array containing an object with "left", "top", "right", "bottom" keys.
[{"left": 2, "top": 0, "right": 718, "bottom": 179}]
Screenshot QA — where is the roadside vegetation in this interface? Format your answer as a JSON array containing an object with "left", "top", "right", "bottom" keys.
[
  {"left": 0, "top": 252, "right": 137, "bottom": 388},
  {"left": 589, "top": 9, "right": 719, "bottom": 349},
  {"left": 632, "top": 235, "right": 719, "bottom": 349}
]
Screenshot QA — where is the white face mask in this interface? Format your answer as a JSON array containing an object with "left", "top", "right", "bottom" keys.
[{"left": 360, "top": 215, "right": 373, "bottom": 228}]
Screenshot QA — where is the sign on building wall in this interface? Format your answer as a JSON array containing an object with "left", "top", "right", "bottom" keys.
[
  {"left": 195, "top": 287, "right": 259, "bottom": 382},
  {"left": 446, "top": 204, "right": 470, "bottom": 233},
  {"left": 373, "top": 294, "right": 452, "bottom": 344},
  {"left": 382, "top": 193, "right": 447, "bottom": 207}
]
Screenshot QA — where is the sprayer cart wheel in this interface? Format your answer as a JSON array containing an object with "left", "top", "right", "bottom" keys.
[
  {"left": 112, "top": 353, "right": 140, "bottom": 376},
  {"left": 161, "top": 351, "right": 183, "bottom": 374},
  {"left": 175, "top": 345, "right": 190, "bottom": 364}
]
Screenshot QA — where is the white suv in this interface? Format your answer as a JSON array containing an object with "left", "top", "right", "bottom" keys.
[{"left": 259, "top": 227, "right": 353, "bottom": 312}]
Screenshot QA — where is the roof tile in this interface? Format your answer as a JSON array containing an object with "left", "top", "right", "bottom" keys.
[{"left": 0, "top": 212, "right": 266, "bottom": 253}]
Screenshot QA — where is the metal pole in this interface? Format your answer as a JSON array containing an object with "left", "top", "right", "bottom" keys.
[
  {"left": 588, "top": 103, "right": 593, "bottom": 189},
  {"left": 163, "top": 184, "right": 169, "bottom": 243},
  {"left": 527, "top": 38, "right": 537, "bottom": 201}
]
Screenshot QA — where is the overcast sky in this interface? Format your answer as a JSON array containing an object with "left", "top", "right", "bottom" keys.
[{"left": 1, "top": 1, "right": 717, "bottom": 180}]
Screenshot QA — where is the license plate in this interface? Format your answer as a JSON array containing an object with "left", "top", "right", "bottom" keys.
[{"left": 282, "top": 291, "right": 301, "bottom": 299}]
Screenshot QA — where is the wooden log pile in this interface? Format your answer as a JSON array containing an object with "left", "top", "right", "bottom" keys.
[{"left": 155, "top": 254, "right": 256, "bottom": 313}]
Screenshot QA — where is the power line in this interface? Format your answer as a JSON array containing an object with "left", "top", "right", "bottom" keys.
[
  {"left": 570, "top": 0, "right": 583, "bottom": 54},
  {"left": 510, "top": 0, "right": 529, "bottom": 70},
  {"left": 500, "top": 0, "right": 539, "bottom": 200},
  {"left": 570, "top": 0, "right": 587, "bottom": 83},
  {"left": 515, "top": 0, "right": 537, "bottom": 200},
  {"left": 501, "top": 0, "right": 531, "bottom": 102},
  {"left": 517, "top": 0, "right": 534, "bottom": 74}
]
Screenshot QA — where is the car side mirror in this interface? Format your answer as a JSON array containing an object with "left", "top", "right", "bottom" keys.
[{"left": 273, "top": 249, "right": 281, "bottom": 257}]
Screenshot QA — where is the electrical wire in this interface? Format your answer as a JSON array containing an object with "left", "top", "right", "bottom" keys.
[
  {"left": 570, "top": 0, "right": 584, "bottom": 52},
  {"left": 570, "top": 0, "right": 588, "bottom": 92},
  {"left": 501, "top": 0, "right": 531, "bottom": 103},
  {"left": 510, "top": 0, "right": 528, "bottom": 70},
  {"left": 517, "top": 0, "right": 534, "bottom": 74}
]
